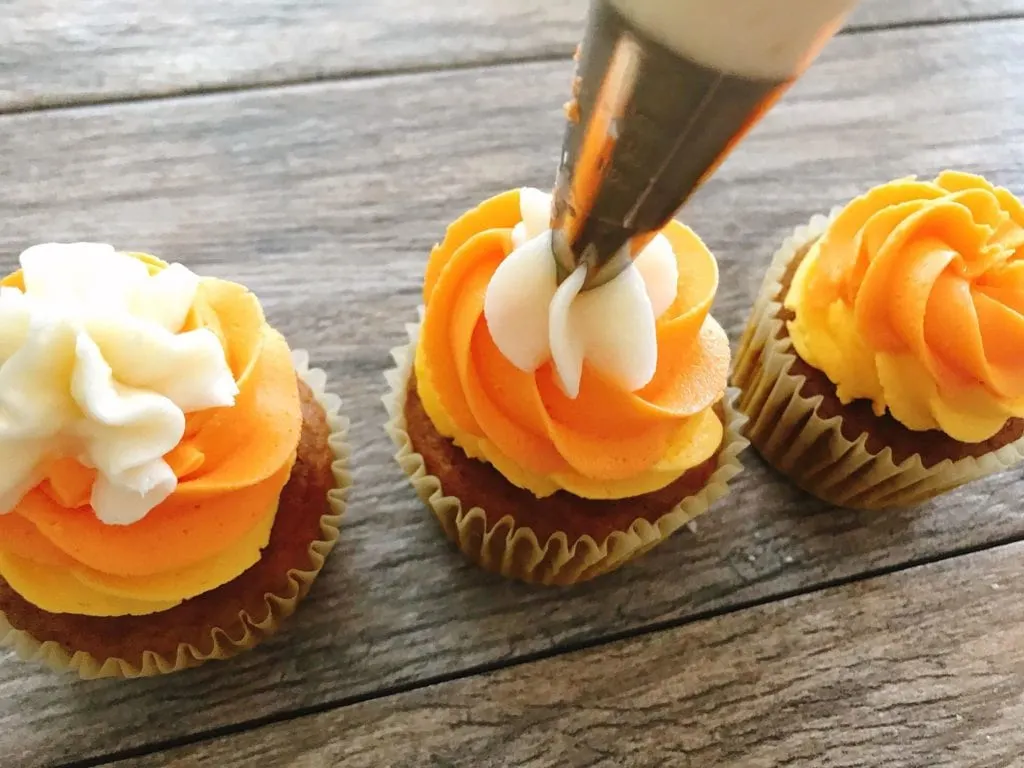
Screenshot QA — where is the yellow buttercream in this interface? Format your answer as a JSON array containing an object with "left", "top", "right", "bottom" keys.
[
  {"left": 0, "top": 500, "right": 277, "bottom": 615},
  {"left": 416, "top": 348, "right": 723, "bottom": 498},
  {"left": 786, "top": 172, "right": 1024, "bottom": 442}
]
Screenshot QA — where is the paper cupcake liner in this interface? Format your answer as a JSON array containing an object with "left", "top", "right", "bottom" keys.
[
  {"left": 732, "top": 214, "right": 1024, "bottom": 510},
  {"left": 0, "top": 349, "right": 351, "bottom": 679},
  {"left": 384, "top": 317, "right": 748, "bottom": 586}
]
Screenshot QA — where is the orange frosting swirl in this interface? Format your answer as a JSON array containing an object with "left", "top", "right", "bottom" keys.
[
  {"left": 787, "top": 172, "right": 1024, "bottom": 441},
  {"left": 0, "top": 254, "right": 302, "bottom": 613},
  {"left": 416, "top": 190, "right": 731, "bottom": 498}
]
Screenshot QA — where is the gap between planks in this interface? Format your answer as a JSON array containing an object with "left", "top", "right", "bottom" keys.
[
  {"left": 3, "top": 10, "right": 1023, "bottom": 120},
  {"left": 59, "top": 527, "right": 1024, "bottom": 768}
]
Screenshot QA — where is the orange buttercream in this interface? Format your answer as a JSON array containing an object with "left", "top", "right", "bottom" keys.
[
  {"left": 0, "top": 255, "right": 302, "bottom": 615},
  {"left": 416, "top": 189, "right": 730, "bottom": 499},
  {"left": 787, "top": 172, "right": 1024, "bottom": 442}
]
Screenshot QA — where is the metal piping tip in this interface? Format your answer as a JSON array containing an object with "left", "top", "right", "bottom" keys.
[
  {"left": 549, "top": 0, "right": 857, "bottom": 292},
  {"left": 550, "top": 34, "right": 642, "bottom": 290}
]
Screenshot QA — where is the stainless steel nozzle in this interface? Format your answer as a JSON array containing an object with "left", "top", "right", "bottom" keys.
[{"left": 551, "top": 0, "right": 859, "bottom": 289}]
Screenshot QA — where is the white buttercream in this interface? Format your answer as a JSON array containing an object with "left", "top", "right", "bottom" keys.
[
  {"left": 483, "top": 188, "right": 678, "bottom": 398},
  {"left": 0, "top": 243, "right": 238, "bottom": 526}
]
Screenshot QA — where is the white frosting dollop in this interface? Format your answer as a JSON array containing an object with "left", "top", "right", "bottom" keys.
[
  {"left": 0, "top": 243, "right": 238, "bottom": 526},
  {"left": 483, "top": 188, "right": 678, "bottom": 398}
]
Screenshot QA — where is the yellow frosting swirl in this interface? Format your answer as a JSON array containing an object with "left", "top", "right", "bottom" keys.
[{"left": 787, "top": 172, "right": 1024, "bottom": 442}]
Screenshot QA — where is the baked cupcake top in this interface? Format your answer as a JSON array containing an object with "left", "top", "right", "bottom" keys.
[
  {"left": 416, "top": 188, "right": 730, "bottom": 500},
  {"left": 0, "top": 243, "right": 302, "bottom": 616},
  {"left": 786, "top": 172, "right": 1024, "bottom": 442}
]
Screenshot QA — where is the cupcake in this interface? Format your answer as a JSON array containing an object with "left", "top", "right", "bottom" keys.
[
  {"left": 0, "top": 243, "right": 349, "bottom": 678},
  {"left": 733, "top": 171, "right": 1024, "bottom": 509},
  {"left": 385, "top": 188, "right": 746, "bottom": 585}
]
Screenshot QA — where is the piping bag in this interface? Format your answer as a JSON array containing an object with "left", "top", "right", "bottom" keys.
[{"left": 552, "top": 0, "right": 861, "bottom": 289}]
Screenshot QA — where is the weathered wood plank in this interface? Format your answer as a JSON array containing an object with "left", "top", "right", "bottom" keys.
[
  {"left": 1, "top": 18, "right": 1024, "bottom": 768},
  {"left": 1, "top": 0, "right": 1019, "bottom": 111},
  {"left": 125, "top": 541, "right": 1024, "bottom": 768}
]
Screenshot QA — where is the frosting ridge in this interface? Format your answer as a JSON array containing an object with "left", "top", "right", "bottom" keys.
[
  {"left": 786, "top": 172, "right": 1024, "bottom": 442},
  {"left": 0, "top": 243, "right": 238, "bottom": 525},
  {"left": 417, "top": 188, "right": 730, "bottom": 499},
  {"left": 484, "top": 188, "right": 678, "bottom": 398},
  {"left": 0, "top": 248, "right": 302, "bottom": 615}
]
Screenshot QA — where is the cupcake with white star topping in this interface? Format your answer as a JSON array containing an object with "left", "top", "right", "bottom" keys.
[
  {"left": 0, "top": 243, "right": 349, "bottom": 678},
  {"left": 386, "top": 188, "right": 746, "bottom": 585}
]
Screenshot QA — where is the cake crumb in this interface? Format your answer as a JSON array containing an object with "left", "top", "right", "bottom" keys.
[{"left": 573, "top": 44, "right": 582, "bottom": 62}]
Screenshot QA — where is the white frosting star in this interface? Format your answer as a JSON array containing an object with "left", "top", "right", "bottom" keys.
[
  {"left": 0, "top": 243, "right": 238, "bottom": 525},
  {"left": 483, "top": 188, "right": 678, "bottom": 398}
]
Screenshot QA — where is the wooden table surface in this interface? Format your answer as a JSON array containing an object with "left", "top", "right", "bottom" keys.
[{"left": 3, "top": 1, "right": 1024, "bottom": 766}]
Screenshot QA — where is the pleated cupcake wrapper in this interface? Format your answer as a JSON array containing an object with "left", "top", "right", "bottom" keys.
[
  {"left": 384, "top": 315, "right": 748, "bottom": 586},
  {"left": 733, "top": 214, "right": 1024, "bottom": 510},
  {"left": 0, "top": 349, "right": 351, "bottom": 680}
]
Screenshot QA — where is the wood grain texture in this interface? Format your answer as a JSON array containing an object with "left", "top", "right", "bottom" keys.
[
  {"left": 126, "top": 541, "right": 1024, "bottom": 768},
  {"left": 2, "top": 0, "right": 1021, "bottom": 111},
  {"left": 1, "top": 18, "right": 1024, "bottom": 768}
]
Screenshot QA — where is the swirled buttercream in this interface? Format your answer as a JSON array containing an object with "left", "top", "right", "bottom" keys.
[
  {"left": 485, "top": 188, "right": 678, "bottom": 398},
  {"left": 786, "top": 172, "right": 1024, "bottom": 442},
  {"left": 0, "top": 243, "right": 237, "bottom": 525},
  {"left": 0, "top": 247, "right": 302, "bottom": 615},
  {"left": 416, "top": 188, "right": 730, "bottom": 499}
]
